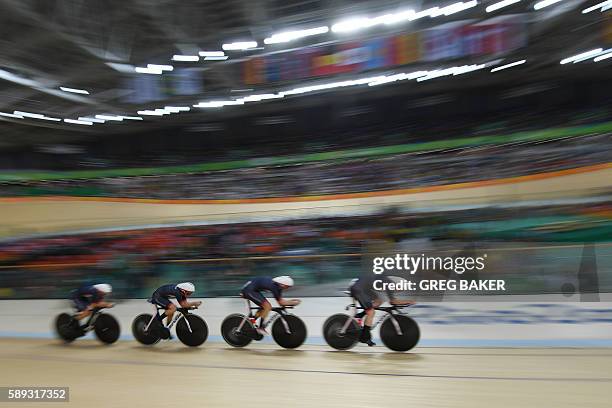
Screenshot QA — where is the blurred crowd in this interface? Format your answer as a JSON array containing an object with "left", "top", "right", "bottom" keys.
[
  {"left": 0, "top": 204, "right": 610, "bottom": 299},
  {"left": 2, "top": 132, "right": 610, "bottom": 199}
]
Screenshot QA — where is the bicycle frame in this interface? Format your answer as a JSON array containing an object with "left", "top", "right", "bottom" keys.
[
  {"left": 144, "top": 304, "right": 194, "bottom": 333},
  {"left": 236, "top": 299, "right": 294, "bottom": 334},
  {"left": 77, "top": 308, "right": 102, "bottom": 332},
  {"left": 340, "top": 300, "right": 407, "bottom": 336}
]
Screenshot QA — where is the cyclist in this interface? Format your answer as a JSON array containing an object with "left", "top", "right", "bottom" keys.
[
  {"left": 349, "top": 275, "right": 414, "bottom": 346},
  {"left": 71, "top": 283, "right": 114, "bottom": 321},
  {"left": 150, "top": 282, "right": 202, "bottom": 332},
  {"left": 240, "top": 276, "right": 300, "bottom": 336}
]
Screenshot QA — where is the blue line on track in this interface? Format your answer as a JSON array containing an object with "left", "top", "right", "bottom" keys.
[{"left": 2, "top": 331, "right": 612, "bottom": 347}]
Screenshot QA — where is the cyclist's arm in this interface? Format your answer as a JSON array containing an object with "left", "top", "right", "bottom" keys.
[
  {"left": 380, "top": 276, "right": 414, "bottom": 305},
  {"left": 272, "top": 285, "right": 299, "bottom": 306},
  {"left": 277, "top": 298, "right": 300, "bottom": 306},
  {"left": 380, "top": 275, "right": 397, "bottom": 302},
  {"left": 178, "top": 299, "right": 201, "bottom": 308},
  {"left": 390, "top": 298, "right": 415, "bottom": 305},
  {"left": 91, "top": 300, "right": 114, "bottom": 308}
]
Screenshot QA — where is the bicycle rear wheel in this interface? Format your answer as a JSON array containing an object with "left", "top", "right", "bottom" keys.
[
  {"left": 94, "top": 313, "right": 120, "bottom": 344},
  {"left": 380, "top": 315, "right": 420, "bottom": 352},
  {"left": 322, "top": 314, "right": 360, "bottom": 350},
  {"left": 271, "top": 315, "right": 307, "bottom": 349},
  {"left": 221, "top": 314, "right": 254, "bottom": 347},
  {"left": 55, "top": 313, "right": 80, "bottom": 343},
  {"left": 131, "top": 314, "right": 162, "bottom": 345},
  {"left": 176, "top": 315, "right": 208, "bottom": 347}
]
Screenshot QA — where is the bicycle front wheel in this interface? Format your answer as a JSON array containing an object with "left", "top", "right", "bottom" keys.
[
  {"left": 176, "top": 315, "right": 208, "bottom": 347},
  {"left": 380, "top": 315, "right": 420, "bottom": 352},
  {"left": 271, "top": 315, "right": 307, "bottom": 349}
]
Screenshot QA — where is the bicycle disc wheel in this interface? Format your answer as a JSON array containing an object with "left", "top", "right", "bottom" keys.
[
  {"left": 322, "top": 314, "right": 360, "bottom": 350},
  {"left": 221, "top": 314, "right": 253, "bottom": 347},
  {"left": 131, "top": 314, "right": 161, "bottom": 345},
  {"left": 54, "top": 313, "right": 79, "bottom": 343},
  {"left": 271, "top": 315, "right": 307, "bottom": 349},
  {"left": 176, "top": 315, "right": 208, "bottom": 347},
  {"left": 380, "top": 315, "right": 420, "bottom": 352},
  {"left": 94, "top": 313, "right": 120, "bottom": 344}
]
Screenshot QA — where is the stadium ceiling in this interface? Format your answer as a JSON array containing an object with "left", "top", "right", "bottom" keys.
[{"left": 0, "top": 0, "right": 609, "bottom": 148}]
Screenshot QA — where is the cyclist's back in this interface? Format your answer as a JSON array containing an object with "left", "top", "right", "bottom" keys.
[{"left": 242, "top": 276, "right": 282, "bottom": 301}]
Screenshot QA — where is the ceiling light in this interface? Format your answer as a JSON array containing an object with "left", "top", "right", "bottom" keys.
[
  {"left": 203, "top": 56, "right": 229, "bottom": 61},
  {"left": 79, "top": 117, "right": 105, "bottom": 123},
  {"left": 594, "top": 51, "right": 612, "bottom": 62},
  {"left": 147, "top": 64, "right": 173, "bottom": 71},
  {"left": 383, "top": 10, "right": 416, "bottom": 24},
  {"left": 137, "top": 110, "right": 164, "bottom": 116},
  {"left": 486, "top": 0, "right": 521, "bottom": 12},
  {"left": 0, "top": 112, "right": 24, "bottom": 119},
  {"left": 441, "top": 1, "right": 478, "bottom": 16},
  {"left": 164, "top": 106, "right": 190, "bottom": 112},
  {"left": 106, "top": 62, "right": 136, "bottom": 73},
  {"left": 490, "top": 59, "right": 527, "bottom": 72},
  {"left": 95, "top": 114, "right": 123, "bottom": 121},
  {"left": 264, "top": 26, "right": 329, "bottom": 44},
  {"left": 331, "top": 16, "right": 384, "bottom": 33},
  {"left": 59, "top": 86, "right": 90, "bottom": 95},
  {"left": 560, "top": 48, "right": 603, "bottom": 64},
  {"left": 222, "top": 41, "right": 258, "bottom": 51},
  {"left": 135, "top": 66, "right": 163, "bottom": 74},
  {"left": 64, "top": 119, "right": 93, "bottom": 125},
  {"left": 172, "top": 55, "right": 200, "bottom": 62},
  {"left": 582, "top": 1, "right": 612, "bottom": 13},
  {"left": 199, "top": 51, "right": 225, "bottom": 57},
  {"left": 13, "top": 111, "right": 45, "bottom": 119},
  {"left": 193, "top": 100, "right": 245, "bottom": 108},
  {"left": 534, "top": 0, "right": 563, "bottom": 10}
]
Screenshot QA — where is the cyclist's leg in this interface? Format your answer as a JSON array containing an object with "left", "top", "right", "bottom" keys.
[
  {"left": 352, "top": 289, "right": 376, "bottom": 344},
  {"left": 73, "top": 297, "right": 92, "bottom": 321},
  {"left": 241, "top": 290, "right": 269, "bottom": 329},
  {"left": 152, "top": 295, "right": 173, "bottom": 325},
  {"left": 165, "top": 303, "right": 177, "bottom": 326}
]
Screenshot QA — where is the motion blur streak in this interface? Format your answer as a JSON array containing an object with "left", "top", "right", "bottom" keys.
[{"left": 0, "top": 1, "right": 610, "bottom": 407}]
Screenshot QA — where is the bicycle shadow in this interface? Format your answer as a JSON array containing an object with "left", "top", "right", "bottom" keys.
[{"left": 129, "top": 344, "right": 206, "bottom": 353}]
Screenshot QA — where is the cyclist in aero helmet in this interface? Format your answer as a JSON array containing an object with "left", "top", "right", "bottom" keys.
[
  {"left": 71, "top": 283, "right": 114, "bottom": 321},
  {"left": 150, "top": 282, "right": 202, "bottom": 332},
  {"left": 240, "top": 276, "right": 300, "bottom": 336}
]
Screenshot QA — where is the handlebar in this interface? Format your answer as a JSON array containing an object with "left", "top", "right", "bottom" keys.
[
  {"left": 249, "top": 305, "right": 295, "bottom": 311},
  {"left": 178, "top": 306, "right": 198, "bottom": 312},
  {"left": 377, "top": 304, "right": 414, "bottom": 312}
]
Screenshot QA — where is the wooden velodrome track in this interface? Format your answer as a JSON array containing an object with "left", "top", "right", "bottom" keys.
[
  {"left": 0, "top": 338, "right": 611, "bottom": 407},
  {"left": 0, "top": 163, "right": 610, "bottom": 239},
  {"left": 1, "top": 164, "right": 611, "bottom": 406}
]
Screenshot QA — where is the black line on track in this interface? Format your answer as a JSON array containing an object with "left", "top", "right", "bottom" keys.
[
  {"left": 5, "top": 353, "right": 612, "bottom": 383},
  {"left": 232, "top": 347, "right": 612, "bottom": 358}
]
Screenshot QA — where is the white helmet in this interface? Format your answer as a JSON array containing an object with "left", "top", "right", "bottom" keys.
[
  {"left": 176, "top": 282, "right": 195, "bottom": 293},
  {"left": 93, "top": 283, "right": 112, "bottom": 294},
  {"left": 273, "top": 276, "right": 294, "bottom": 287}
]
